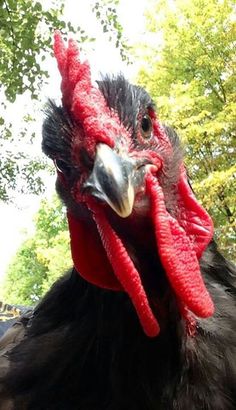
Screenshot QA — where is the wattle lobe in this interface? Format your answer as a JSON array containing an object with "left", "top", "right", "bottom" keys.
[
  {"left": 146, "top": 173, "right": 214, "bottom": 319},
  {"left": 67, "top": 211, "right": 121, "bottom": 291}
]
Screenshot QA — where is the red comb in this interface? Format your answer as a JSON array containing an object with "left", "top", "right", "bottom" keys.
[{"left": 53, "top": 31, "right": 129, "bottom": 154}]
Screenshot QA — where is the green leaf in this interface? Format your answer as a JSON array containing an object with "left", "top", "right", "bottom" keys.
[{"left": 136, "top": 0, "right": 236, "bottom": 260}]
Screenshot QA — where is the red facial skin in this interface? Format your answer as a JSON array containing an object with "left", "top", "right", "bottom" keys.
[{"left": 54, "top": 32, "right": 214, "bottom": 337}]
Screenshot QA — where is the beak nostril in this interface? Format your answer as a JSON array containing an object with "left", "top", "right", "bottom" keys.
[
  {"left": 82, "top": 179, "right": 97, "bottom": 196},
  {"left": 82, "top": 181, "right": 92, "bottom": 192}
]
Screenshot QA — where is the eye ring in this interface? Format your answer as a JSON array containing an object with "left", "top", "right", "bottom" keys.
[{"left": 140, "top": 115, "right": 153, "bottom": 139}]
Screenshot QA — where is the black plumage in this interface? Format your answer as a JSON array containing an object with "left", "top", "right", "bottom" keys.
[{"left": 0, "top": 76, "right": 235, "bottom": 410}]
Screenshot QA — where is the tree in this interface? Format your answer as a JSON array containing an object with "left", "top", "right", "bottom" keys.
[
  {"left": 137, "top": 0, "right": 236, "bottom": 260},
  {"left": 2, "top": 196, "right": 71, "bottom": 305},
  {"left": 92, "top": 0, "right": 130, "bottom": 62},
  {"left": 2, "top": 238, "right": 48, "bottom": 306},
  {"left": 0, "top": 0, "right": 125, "bottom": 201},
  {"left": 0, "top": 0, "right": 76, "bottom": 201}
]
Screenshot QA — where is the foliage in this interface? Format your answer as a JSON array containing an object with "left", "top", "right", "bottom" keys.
[
  {"left": 0, "top": 0, "right": 71, "bottom": 201},
  {"left": 92, "top": 0, "right": 130, "bottom": 62},
  {"left": 3, "top": 196, "right": 71, "bottom": 305},
  {"left": 1, "top": 0, "right": 78, "bottom": 102},
  {"left": 0, "top": 121, "right": 50, "bottom": 201},
  {"left": 2, "top": 238, "right": 48, "bottom": 306},
  {"left": 0, "top": 0, "right": 125, "bottom": 202},
  {"left": 137, "top": 0, "right": 236, "bottom": 260}
]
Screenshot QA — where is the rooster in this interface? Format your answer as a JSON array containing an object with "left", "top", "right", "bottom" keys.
[{"left": 0, "top": 33, "right": 235, "bottom": 410}]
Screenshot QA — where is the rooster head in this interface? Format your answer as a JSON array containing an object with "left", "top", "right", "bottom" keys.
[{"left": 42, "top": 32, "right": 214, "bottom": 337}]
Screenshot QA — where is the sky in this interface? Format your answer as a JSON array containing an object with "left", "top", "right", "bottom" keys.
[{"left": 0, "top": 0, "right": 148, "bottom": 283}]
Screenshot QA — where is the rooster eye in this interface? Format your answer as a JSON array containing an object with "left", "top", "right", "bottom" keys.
[
  {"left": 141, "top": 115, "right": 153, "bottom": 139},
  {"left": 55, "top": 159, "right": 71, "bottom": 176}
]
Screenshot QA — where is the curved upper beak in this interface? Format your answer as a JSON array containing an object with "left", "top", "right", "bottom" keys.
[{"left": 83, "top": 144, "right": 136, "bottom": 218}]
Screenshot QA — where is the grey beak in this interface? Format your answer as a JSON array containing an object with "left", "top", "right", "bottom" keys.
[{"left": 83, "top": 144, "right": 135, "bottom": 218}]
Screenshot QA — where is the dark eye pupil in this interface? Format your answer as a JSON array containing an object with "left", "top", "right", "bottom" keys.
[
  {"left": 141, "top": 117, "right": 151, "bottom": 132},
  {"left": 55, "top": 159, "right": 71, "bottom": 176},
  {"left": 141, "top": 115, "right": 152, "bottom": 139}
]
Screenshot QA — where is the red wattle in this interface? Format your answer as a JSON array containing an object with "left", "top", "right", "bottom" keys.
[
  {"left": 87, "top": 201, "right": 160, "bottom": 338},
  {"left": 146, "top": 173, "right": 214, "bottom": 319},
  {"left": 177, "top": 170, "right": 214, "bottom": 258},
  {"left": 67, "top": 212, "right": 121, "bottom": 291}
]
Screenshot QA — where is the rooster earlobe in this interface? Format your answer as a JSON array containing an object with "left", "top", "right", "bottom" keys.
[{"left": 176, "top": 169, "right": 214, "bottom": 258}]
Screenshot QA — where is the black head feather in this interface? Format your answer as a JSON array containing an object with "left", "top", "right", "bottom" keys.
[
  {"left": 97, "top": 74, "right": 155, "bottom": 131},
  {"left": 42, "top": 100, "right": 74, "bottom": 162}
]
